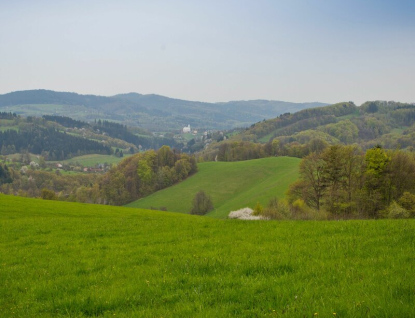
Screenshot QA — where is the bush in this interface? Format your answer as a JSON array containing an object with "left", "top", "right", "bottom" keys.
[
  {"left": 398, "top": 192, "right": 415, "bottom": 217},
  {"left": 190, "top": 191, "right": 214, "bottom": 215},
  {"left": 382, "top": 201, "right": 410, "bottom": 219},
  {"left": 290, "top": 199, "right": 328, "bottom": 220},
  {"left": 41, "top": 188, "right": 57, "bottom": 200},
  {"left": 261, "top": 198, "right": 291, "bottom": 220},
  {"left": 252, "top": 202, "right": 263, "bottom": 216}
]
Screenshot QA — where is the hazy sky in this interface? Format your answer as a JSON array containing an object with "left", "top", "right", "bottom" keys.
[{"left": 1, "top": 0, "right": 414, "bottom": 105}]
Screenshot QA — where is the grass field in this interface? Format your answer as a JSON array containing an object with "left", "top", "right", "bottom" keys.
[
  {"left": 258, "top": 132, "right": 276, "bottom": 143},
  {"left": 0, "top": 119, "right": 18, "bottom": 132},
  {"left": 127, "top": 157, "right": 300, "bottom": 218},
  {"left": 1, "top": 194, "right": 414, "bottom": 317},
  {"left": 0, "top": 125, "right": 18, "bottom": 132},
  {"left": 50, "top": 154, "right": 132, "bottom": 166},
  {"left": 1, "top": 104, "right": 90, "bottom": 118}
]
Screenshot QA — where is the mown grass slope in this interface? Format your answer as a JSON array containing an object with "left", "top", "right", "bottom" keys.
[
  {"left": 1, "top": 195, "right": 414, "bottom": 317},
  {"left": 127, "top": 157, "right": 300, "bottom": 218}
]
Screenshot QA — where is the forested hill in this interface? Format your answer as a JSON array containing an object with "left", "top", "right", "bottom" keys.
[
  {"left": 0, "top": 89, "right": 327, "bottom": 131},
  {"left": 235, "top": 101, "right": 415, "bottom": 144},
  {"left": 0, "top": 115, "right": 178, "bottom": 160},
  {"left": 199, "top": 101, "right": 415, "bottom": 161}
]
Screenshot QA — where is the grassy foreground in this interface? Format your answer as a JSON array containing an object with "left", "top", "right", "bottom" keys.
[
  {"left": 1, "top": 195, "right": 415, "bottom": 317},
  {"left": 127, "top": 157, "right": 300, "bottom": 218}
]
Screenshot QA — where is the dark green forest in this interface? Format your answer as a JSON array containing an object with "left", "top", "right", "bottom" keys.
[
  {"left": 0, "top": 127, "right": 112, "bottom": 160},
  {"left": 43, "top": 115, "right": 179, "bottom": 150},
  {"left": 0, "top": 115, "right": 181, "bottom": 159}
]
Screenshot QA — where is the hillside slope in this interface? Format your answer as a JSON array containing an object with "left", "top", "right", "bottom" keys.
[
  {"left": 126, "top": 156, "right": 300, "bottom": 218},
  {"left": 199, "top": 101, "right": 415, "bottom": 161},
  {"left": 1, "top": 195, "right": 414, "bottom": 317},
  {"left": 230, "top": 101, "right": 415, "bottom": 150}
]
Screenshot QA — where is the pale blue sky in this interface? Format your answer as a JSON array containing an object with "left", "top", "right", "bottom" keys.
[{"left": 1, "top": 0, "right": 414, "bottom": 105}]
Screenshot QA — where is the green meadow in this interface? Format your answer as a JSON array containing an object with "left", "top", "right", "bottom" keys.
[
  {"left": 1, "top": 194, "right": 414, "bottom": 317},
  {"left": 0, "top": 119, "right": 18, "bottom": 132},
  {"left": 2, "top": 104, "right": 91, "bottom": 118},
  {"left": 51, "top": 154, "right": 132, "bottom": 167},
  {"left": 127, "top": 157, "right": 300, "bottom": 218}
]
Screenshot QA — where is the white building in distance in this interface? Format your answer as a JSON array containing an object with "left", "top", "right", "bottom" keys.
[{"left": 183, "top": 125, "right": 191, "bottom": 133}]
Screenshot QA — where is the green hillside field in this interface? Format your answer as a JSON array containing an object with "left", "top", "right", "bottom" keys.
[
  {"left": 127, "top": 156, "right": 301, "bottom": 218},
  {"left": 50, "top": 154, "right": 132, "bottom": 167},
  {"left": 1, "top": 194, "right": 414, "bottom": 317}
]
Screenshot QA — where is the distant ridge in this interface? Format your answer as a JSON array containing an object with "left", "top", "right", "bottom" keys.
[{"left": 0, "top": 89, "right": 328, "bottom": 131}]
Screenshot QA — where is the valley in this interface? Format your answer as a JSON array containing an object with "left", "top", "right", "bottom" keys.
[{"left": 2, "top": 2, "right": 414, "bottom": 317}]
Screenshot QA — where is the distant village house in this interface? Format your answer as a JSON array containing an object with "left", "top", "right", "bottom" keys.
[{"left": 183, "top": 125, "right": 191, "bottom": 133}]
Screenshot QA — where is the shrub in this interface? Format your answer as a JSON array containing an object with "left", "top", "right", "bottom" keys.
[
  {"left": 382, "top": 201, "right": 410, "bottom": 219},
  {"left": 190, "top": 191, "right": 213, "bottom": 215},
  {"left": 290, "top": 199, "right": 328, "bottom": 220},
  {"left": 252, "top": 202, "right": 264, "bottom": 216},
  {"left": 41, "top": 188, "right": 57, "bottom": 200},
  {"left": 261, "top": 198, "right": 291, "bottom": 220},
  {"left": 398, "top": 192, "right": 415, "bottom": 217}
]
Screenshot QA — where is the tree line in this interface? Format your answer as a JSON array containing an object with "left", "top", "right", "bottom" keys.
[
  {"left": 199, "top": 138, "right": 331, "bottom": 162},
  {"left": 283, "top": 145, "right": 415, "bottom": 218},
  {"left": 43, "top": 115, "right": 89, "bottom": 128},
  {"left": 0, "top": 112, "right": 18, "bottom": 119},
  {"left": 100, "top": 146, "right": 197, "bottom": 205}
]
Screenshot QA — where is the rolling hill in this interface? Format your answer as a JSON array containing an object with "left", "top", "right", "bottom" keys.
[
  {"left": 198, "top": 100, "right": 415, "bottom": 161},
  {"left": 126, "top": 156, "right": 301, "bottom": 218},
  {"left": 0, "top": 89, "right": 327, "bottom": 131},
  {"left": 230, "top": 101, "right": 415, "bottom": 148},
  {"left": 1, "top": 194, "right": 414, "bottom": 317}
]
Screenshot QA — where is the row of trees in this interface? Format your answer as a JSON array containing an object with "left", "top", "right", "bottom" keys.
[
  {"left": 286, "top": 145, "right": 415, "bottom": 218},
  {"left": 0, "top": 112, "right": 18, "bottom": 119},
  {"left": 43, "top": 115, "right": 89, "bottom": 128},
  {"left": 199, "top": 137, "right": 333, "bottom": 162}
]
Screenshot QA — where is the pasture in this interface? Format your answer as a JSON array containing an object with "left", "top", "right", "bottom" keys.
[
  {"left": 1, "top": 194, "right": 414, "bottom": 317},
  {"left": 127, "top": 157, "right": 300, "bottom": 218}
]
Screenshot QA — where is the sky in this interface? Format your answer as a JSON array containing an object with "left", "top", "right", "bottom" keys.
[{"left": 1, "top": 0, "right": 414, "bottom": 105}]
